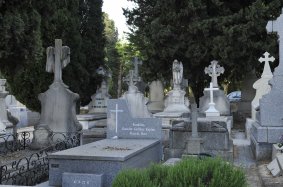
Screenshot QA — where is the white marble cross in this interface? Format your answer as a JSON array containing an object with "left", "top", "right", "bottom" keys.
[
  {"left": 110, "top": 104, "right": 124, "bottom": 133},
  {"left": 259, "top": 52, "right": 275, "bottom": 78},
  {"left": 266, "top": 9, "right": 283, "bottom": 73},
  {"left": 205, "top": 60, "right": 224, "bottom": 88},
  {"left": 46, "top": 39, "right": 70, "bottom": 83},
  {"left": 133, "top": 57, "right": 143, "bottom": 77},
  {"left": 204, "top": 82, "right": 220, "bottom": 117}
]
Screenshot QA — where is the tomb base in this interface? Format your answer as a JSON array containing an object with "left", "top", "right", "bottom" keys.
[
  {"left": 164, "top": 120, "right": 233, "bottom": 162},
  {"left": 49, "top": 139, "right": 162, "bottom": 187}
]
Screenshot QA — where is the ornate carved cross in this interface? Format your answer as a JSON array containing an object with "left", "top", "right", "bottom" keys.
[{"left": 205, "top": 60, "right": 224, "bottom": 88}]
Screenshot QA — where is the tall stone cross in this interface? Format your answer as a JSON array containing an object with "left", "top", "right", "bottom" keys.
[
  {"left": 46, "top": 39, "right": 70, "bottom": 83},
  {"left": 259, "top": 52, "right": 275, "bottom": 78},
  {"left": 266, "top": 9, "right": 283, "bottom": 74},
  {"left": 133, "top": 57, "right": 143, "bottom": 77},
  {"left": 110, "top": 104, "right": 124, "bottom": 134},
  {"left": 205, "top": 60, "right": 224, "bottom": 88}
]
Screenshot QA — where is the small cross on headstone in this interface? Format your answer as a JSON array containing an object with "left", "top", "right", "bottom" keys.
[
  {"left": 204, "top": 82, "right": 220, "bottom": 117},
  {"left": 266, "top": 9, "right": 283, "bottom": 74},
  {"left": 46, "top": 39, "right": 70, "bottom": 83},
  {"left": 259, "top": 52, "right": 275, "bottom": 78},
  {"left": 205, "top": 60, "right": 224, "bottom": 88},
  {"left": 110, "top": 104, "right": 124, "bottom": 134},
  {"left": 133, "top": 57, "right": 143, "bottom": 77}
]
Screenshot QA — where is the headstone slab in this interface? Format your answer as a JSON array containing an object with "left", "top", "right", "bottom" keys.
[
  {"left": 107, "top": 99, "right": 162, "bottom": 139},
  {"left": 147, "top": 80, "right": 165, "bottom": 113}
]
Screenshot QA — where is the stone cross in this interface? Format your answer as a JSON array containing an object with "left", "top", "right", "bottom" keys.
[
  {"left": 266, "top": 9, "right": 283, "bottom": 74},
  {"left": 110, "top": 104, "right": 124, "bottom": 133},
  {"left": 259, "top": 52, "right": 275, "bottom": 78},
  {"left": 46, "top": 39, "right": 70, "bottom": 83},
  {"left": 123, "top": 70, "right": 141, "bottom": 87},
  {"left": 133, "top": 57, "right": 142, "bottom": 77},
  {"left": 205, "top": 60, "right": 224, "bottom": 88},
  {"left": 204, "top": 82, "right": 220, "bottom": 117}
]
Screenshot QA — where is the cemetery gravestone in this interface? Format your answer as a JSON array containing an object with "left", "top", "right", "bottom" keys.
[
  {"left": 31, "top": 39, "right": 82, "bottom": 149},
  {"left": 49, "top": 98, "right": 162, "bottom": 187},
  {"left": 199, "top": 60, "right": 230, "bottom": 116},
  {"left": 147, "top": 80, "right": 165, "bottom": 113},
  {"left": 122, "top": 69, "right": 151, "bottom": 118},
  {"left": 251, "top": 9, "right": 283, "bottom": 160}
]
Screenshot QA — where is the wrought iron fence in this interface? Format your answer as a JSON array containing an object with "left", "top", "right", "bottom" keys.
[
  {"left": 0, "top": 131, "right": 81, "bottom": 186},
  {"left": 0, "top": 132, "right": 32, "bottom": 155}
]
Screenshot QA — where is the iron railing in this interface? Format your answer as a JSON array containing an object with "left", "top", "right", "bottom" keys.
[{"left": 0, "top": 131, "right": 81, "bottom": 186}]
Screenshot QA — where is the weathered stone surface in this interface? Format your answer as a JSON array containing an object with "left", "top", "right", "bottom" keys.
[
  {"left": 272, "top": 144, "right": 283, "bottom": 160},
  {"left": 31, "top": 39, "right": 82, "bottom": 149},
  {"left": 267, "top": 158, "right": 281, "bottom": 177},
  {"left": 147, "top": 80, "right": 165, "bottom": 113},
  {"left": 88, "top": 80, "right": 111, "bottom": 114}
]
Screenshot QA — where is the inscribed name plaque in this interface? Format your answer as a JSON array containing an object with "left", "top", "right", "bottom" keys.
[
  {"left": 107, "top": 99, "right": 162, "bottom": 139},
  {"left": 62, "top": 172, "right": 104, "bottom": 187}
]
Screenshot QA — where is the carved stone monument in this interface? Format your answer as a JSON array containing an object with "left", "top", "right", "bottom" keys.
[
  {"left": 88, "top": 66, "right": 111, "bottom": 114},
  {"left": 199, "top": 60, "right": 230, "bottom": 116},
  {"left": 252, "top": 52, "right": 274, "bottom": 119},
  {"left": 251, "top": 9, "right": 283, "bottom": 160},
  {"left": 31, "top": 39, "right": 82, "bottom": 149},
  {"left": 147, "top": 80, "right": 165, "bottom": 113},
  {"left": 122, "top": 69, "right": 151, "bottom": 118}
]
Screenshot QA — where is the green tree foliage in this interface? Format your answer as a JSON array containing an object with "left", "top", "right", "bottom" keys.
[
  {"left": 124, "top": 0, "right": 283, "bottom": 100},
  {"left": 0, "top": 0, "right": 105, "bottom": 111},
  {"left": 104, "top": 13, "right": 119, "bottom": 97}
]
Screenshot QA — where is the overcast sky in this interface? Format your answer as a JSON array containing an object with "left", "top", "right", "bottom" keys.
[{"left": 102, "top": 0, "right": 135, "bottom": 39}]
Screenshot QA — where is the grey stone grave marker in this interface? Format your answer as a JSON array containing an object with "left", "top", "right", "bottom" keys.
[{"left": 107, "top": 99, "right": 162, "bottom": 139}]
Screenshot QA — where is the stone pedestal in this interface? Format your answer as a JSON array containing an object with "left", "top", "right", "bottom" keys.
[
  {"left": 183, "top": 137, "right": 203, "bottom": 155},
  {"left": 199, "top": 90, "right": 230, "bottom": 116},
  {"left": 165, "top": 119, "right": 233, "bottom": 161}
]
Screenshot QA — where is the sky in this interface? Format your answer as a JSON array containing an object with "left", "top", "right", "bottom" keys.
[{"left": 102, "top": 0, "right": 135, "bottom": 39}]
